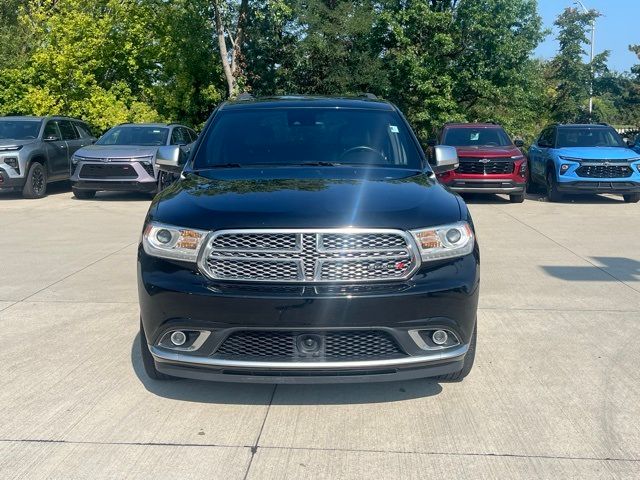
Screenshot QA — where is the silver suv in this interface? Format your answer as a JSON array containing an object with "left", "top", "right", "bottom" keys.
[
  {"left": 70, "top": 123, "right": 196, "bottom": 199},
  {"left": 0, "top": 116, "right": 96, "bottom": 198}
]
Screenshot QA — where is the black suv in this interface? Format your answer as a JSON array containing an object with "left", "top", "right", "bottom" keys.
[{"left": 137, "top": 96, "right": 480, "bottom": 383}]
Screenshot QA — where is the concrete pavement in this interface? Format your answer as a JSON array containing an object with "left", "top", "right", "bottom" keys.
[{"left": 0, "top": 186, "right": 639, "bottom": 479}]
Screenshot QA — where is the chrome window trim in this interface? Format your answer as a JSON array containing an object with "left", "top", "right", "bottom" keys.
[
  {"left": 197, "top": 228, "right": 421, "bottom": 284},
  {"left": 150, "top": 343, "right": 468, "bottom": 370}
]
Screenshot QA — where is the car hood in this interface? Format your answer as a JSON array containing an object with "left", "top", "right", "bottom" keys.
[
  {"left": 74, "top": 145, "right": 159, "bottom": 159},
  {"left": 151, "top": 168, "right": 462, "bottom": 231},
  {"left": 454, "top": 146, "right": 522, "bottom": 158},
  {"left": 0, "top": 138, "right": 37, "bottom": 148},
  {"left": 555, "top": 147, "right": 640, "bottom": 161}
]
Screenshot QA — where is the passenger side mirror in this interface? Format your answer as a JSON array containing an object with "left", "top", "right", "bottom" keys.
[
  {"left": 514, "top": 139, "right": 525, "bottom": 148},
  {"left": 626, "top": 140, "right": 636, "bottom": 148},
  {"left": 156, "top": 145, "right": 185, "bottom": 174},
  {"left": 431, "top": 145, "right": 459, "bottom": 174}
]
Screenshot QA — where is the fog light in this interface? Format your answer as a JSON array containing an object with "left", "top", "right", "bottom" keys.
[
  {"left": 4, "top": 157, "right": 18, "bottom": 169},
  {"left": 156, "top": 229, "right": 173, "bottom": 245},
  {"left": 560, "top": 164, "right": 570, "bottom": 175},
  {"left": 432, "top": 330, "right": 448, "bottom": 345},
  {"left": 170, "top": 331, "right": 187, "bottom": 346}
]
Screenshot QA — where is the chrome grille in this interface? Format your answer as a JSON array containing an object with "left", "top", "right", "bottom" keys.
[{"left": 201, "top": 229, "right": 419, "bottom": 283}]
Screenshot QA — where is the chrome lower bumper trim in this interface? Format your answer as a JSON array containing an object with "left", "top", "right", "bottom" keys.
[{"left": 149, "top": 344, "right": 469, "bottom": 370}]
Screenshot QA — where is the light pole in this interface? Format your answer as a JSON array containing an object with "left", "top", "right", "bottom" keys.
[{"left": 574, "top": 1, "right": 595, "bottom": 120}]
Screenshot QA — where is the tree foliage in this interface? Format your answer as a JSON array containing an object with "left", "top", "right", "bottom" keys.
[{"left": 0, "top": 0, "right": 638, "bottom": 139}]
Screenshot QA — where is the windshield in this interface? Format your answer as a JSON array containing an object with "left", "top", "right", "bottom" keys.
[
  {"left": 0, "top": 120, "right": 41, "bottom": 140},
  {"left": 556, "top": 127, "right": 625, "bottom": 148},
  {"left": 97, "top": 126, "right": 168, "bottom": 146},
  {"left": 442, "top": 127, "right": 512, "bottom": 147},
  {"left": 193, "top": 108, "right": 423, "bottom": 169}
]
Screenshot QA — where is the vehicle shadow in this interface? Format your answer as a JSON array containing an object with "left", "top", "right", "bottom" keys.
[
  {"left": 130, "top": 333, "right": 443, "bottom": 405},
  {"left": 541, "top": 257, "right": 640, "bottom": 282},
  {"left": 0, "top": 180, "right": 72, "bottom": 199}
]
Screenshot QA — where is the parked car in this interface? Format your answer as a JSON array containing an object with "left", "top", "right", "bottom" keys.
[
  {"left": 528, "top": 123, "right": 640, "bottom": 203},
  {"left": 138, "top": 95, "right": 480, "bottom": 384},
  {"left": 0, "top": 116, "right": 96, "bottom": 198},
  {"left": 434, "top": 122, "right": 528, "bottom": 203},
  {"left": 70, "top": 123, "right": 197, "bottom": 199}
]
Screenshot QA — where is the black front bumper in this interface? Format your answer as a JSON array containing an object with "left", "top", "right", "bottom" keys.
[
  {"left": 556, "top": 180, "right": 640, "bottom": 194},
  {"left": 0, "top": 170, "right": 25, "bottom": 190},
  {"left": 445, "top": 179, "right": 526, "bottom": 194},
  {"left": 72, "top": 180, "right": 157, "bottom": 193},
  {"left": 138, "top": 247, "right": 480, "bottom": 383}
]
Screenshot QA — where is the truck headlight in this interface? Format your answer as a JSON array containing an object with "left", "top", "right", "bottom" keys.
[
  {"left": 410, "top": 222, "right": 474, "bottom": 261},
  {"left": 143, "top": 222, "right": 208, "bottom": 262}
]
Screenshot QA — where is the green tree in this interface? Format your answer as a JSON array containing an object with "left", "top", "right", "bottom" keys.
[{"left": 547, "top": 7, "right": 608, "bottom": 123}]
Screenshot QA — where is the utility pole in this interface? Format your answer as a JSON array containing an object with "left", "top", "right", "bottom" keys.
[{"left": 574, "top": 1, "right": 595, "bottom": 120}]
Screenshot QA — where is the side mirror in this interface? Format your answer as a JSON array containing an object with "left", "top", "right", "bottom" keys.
[
  {"left": 156, "top": 145, "right": 184, "bottom": 173},
  {"left": 431, "top": 145, "right": 458, "bottom": 174},
  {"left": 44, "top": 135, "right": 60, "bottom": 142},
  {"left": 514, "top": 139, "right": 525, "bottom": 148},
  {"left": 626, "top": 140, "right": 636, "bottom": 148}
]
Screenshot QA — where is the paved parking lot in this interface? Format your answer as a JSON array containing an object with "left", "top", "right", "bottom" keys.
[{"left": 1, "top": 185, "right": 639, "bottom": 479}]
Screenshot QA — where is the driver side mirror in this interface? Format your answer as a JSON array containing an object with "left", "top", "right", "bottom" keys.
[
  {"left": 431, "top": 145, "right": 459, "bottom": 174},
  {"left": 156, "top": 145, "right": 185, "bottom": 174},
  {"left": 514, "top": 139, "right": 525, "bottom": 148}
]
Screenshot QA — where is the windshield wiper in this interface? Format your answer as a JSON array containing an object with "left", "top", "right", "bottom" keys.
[{"left": 294, "top": 161, "right": 338, "bottom": 167}]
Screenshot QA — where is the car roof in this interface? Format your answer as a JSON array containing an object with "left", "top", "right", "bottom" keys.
[
  {"left": 556, "top": 123, "right": 612, "bottom": 129},
  {"left": 220, "top": 95, "right": 395, "bottom": 111},
  {"left": 0, "top": 115, "right": 84, "bottom": 122},
  {"left": 116, "top": 123, "right": 175, "bottom": 128},
  {"left": 442, "top": 123, "right": 503, "bottom": 129}
]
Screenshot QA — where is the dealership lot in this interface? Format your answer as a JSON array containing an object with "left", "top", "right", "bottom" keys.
[{"left": 0, "top": 186, "right": 639, "bottom": 479}]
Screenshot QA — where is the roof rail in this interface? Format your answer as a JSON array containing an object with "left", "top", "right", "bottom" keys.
[
  {"left": 236, "top": 92, "right": 254, "bottom": 101},
  {"left": 358, "top": 93, "right": 378, "bottom": 100}
]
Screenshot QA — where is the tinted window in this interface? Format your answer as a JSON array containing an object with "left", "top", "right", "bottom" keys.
[
  {"left": 43, "top": 121, "right": 61, "bottom": 140},
  {"left": 194, "top": 109, "right": 422, "bottom": 169},
  {"left": 58, "top": 120, "right": 78, "bottom": 140},
  {"left": 170, "top": 127, "right": 190, "bottom": 145},
  {"left": 538, "top": 128, "right": 554, "bottom": 148},
  {"left": 556, "top": 127, "right": 625, "bottom": 148},
  {"left": 0, "top": 120, "right": 41, "bottom": 140},
  {"left": 442, "top": 127, "right": 512, "bottom": 147},
  {"left": 74, "top": 122, "right": 93, "bottom": 138},
  {"left": 188, "top": 129, "right": 197, "bottom": 142},
  {"left": 96, "top": 126, "right": 169, "bottom": 146}
]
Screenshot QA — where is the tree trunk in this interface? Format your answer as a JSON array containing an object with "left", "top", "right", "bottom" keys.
[{"left": 213, "top": 0, "right": 249, "bottom": 98}]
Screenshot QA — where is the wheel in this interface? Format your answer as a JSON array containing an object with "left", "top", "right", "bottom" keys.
[
  {"left": 623, "top": 193, "right": 640, "bottom": 203},
  {"left": 22, "top": 162, "right": 47, "bottom": 198},
  {"left": 438, "top": 324, "right": 476, "bottom": 382},
  {"left": 509, "top": 193, "right": 525, "bottom": 203},
  {"left": 546, "top": 170, "right": 563, "bottom": 202},
  {"left": 139, "top": 319, "right": 174, "bottom": 380},
  {"left": 72, "top": 188, "right": 96, "bottom": 199}
]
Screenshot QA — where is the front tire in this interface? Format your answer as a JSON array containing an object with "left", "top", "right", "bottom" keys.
[
  {"left": 509, "top": 193, "right": 525, "bottom": 203},
  {"left": 438, "top": 324, "right": 476, "bottom": 382},
  {"left": 546, "top": 170, "right": 563, "bottom": 202},
  {"left": 623, "top": 193, "right": 640, "bottom": 203},
  {"left": 72, "top": 188, "right": 96, "bottom": 200},
  {"left": 139, "top": 320, "right": 174, "bottom": 381},
  {"left": 22, "top": 162, "right": 47, "bottom": 199}
]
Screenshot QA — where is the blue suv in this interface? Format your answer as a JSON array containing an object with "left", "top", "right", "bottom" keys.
[{"left": 528, "top": 124, "right": 640, "bottom": 203}]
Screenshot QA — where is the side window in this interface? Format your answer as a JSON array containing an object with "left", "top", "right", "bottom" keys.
[
  {"left": 170, "top": 127, "right": 189, "bottom": 145},
  {"left": 58, "top": 120, "right": 79, "bottom": 140},
  {"left": 188, "top": 129, "right": 197, "bottom": 142},
  {"left": 43, "top": 121, "right": 61, "bottom": 141},
  {"left": 73, "top": 122, "right": 93, "bottom": 139},
  {"left": 538, "top": 128, "right": 553, "bottom": 148}
]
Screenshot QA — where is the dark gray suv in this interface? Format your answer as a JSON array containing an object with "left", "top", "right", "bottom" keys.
[{"left": 0, "top": 116, "right": 96, "bottom": 198}]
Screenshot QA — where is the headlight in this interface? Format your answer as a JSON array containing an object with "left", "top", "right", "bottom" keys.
[
  {"left": 71, "top": 154, "right": 89, "bottom": 165},
  {"left": 558, "top": 156, "right": 581, "bottom": 162},
  {"left": 410, "top": 222, "right": 474, "bottom": 261},
  {"left": 142, "top": 222, "right": 208, "bottom": 262}
]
